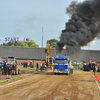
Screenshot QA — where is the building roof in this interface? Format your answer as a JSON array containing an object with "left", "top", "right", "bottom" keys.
[{"left": 0, "top": 46, "right": 100, "bottom": 62}]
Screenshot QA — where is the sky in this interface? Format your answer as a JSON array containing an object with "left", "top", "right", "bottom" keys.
[{"left": 0, "top": 0, "right": 100, "bottom": 50}]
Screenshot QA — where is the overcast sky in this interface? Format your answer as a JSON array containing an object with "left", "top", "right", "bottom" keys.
[{"left": 0, "top": 0, "right": 100, "bottom": 50}]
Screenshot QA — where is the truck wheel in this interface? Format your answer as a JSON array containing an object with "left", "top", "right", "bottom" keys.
[
  {"left": 86, "top": 65, "right": 90, "bottom": 71},
  {"left": 66, "top": 73, "right": 68, "bottom": 75},
  {"left": 83, "top": 67, "right": 84, "bottom": 71},
  {"left": 15, "top": 66, "right": 18, "bottom": 75},
  {"left": 83, "top": 65, "right": 90, "bottom": 71},
  {"left": 83, "top": 65, "right": 86, "bottom": 71},
  {"left": 98, "top": 65, "right": 100, "bottom": 72}
]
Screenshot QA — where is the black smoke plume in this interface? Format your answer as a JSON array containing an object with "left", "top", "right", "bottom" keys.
[{"left": 56, "top": 0, "right": 100, "bottom": 54}]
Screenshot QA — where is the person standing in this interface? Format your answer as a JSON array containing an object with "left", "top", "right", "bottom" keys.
[
  {"left": 36, "top": 63, "right": 39, "bottom": 71},
  {"left": 42, "top": 63, "right": 44, "bottom": 70},
  {"left": 21, "top": 62, "right": 23, "bottom": 69},
  {"left": 42, "top": 63, "right": 44, "bottom": 67},
  {"left": 6, "top": 64, "right": 13, "bottom": 79},
  {"left": 3, "top": 61, "right": 7, "bottom": 74},
  {"left": 40, "top": 63, "right": 42, "bottom": 71}
]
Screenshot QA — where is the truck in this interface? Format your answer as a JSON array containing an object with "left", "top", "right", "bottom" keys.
[
  {"left": 83, "top": 58, "right": 100, "bottom": 72},
  {"left": 54, "top": 56, "right": 70, "bottom": 75}
]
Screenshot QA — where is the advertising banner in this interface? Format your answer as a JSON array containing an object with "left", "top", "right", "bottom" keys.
[{"left": 0, "top": 37, "right": 30, "bottom": 42}]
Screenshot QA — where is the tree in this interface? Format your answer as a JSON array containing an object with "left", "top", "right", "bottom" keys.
[
  {"left": 49, "top": 38, "right": 58, "bottom": 48},
  {"left": 1, "top": 40, "right": 39, "bottom": 47},
  {"left": 28, "top": 40, "right": 39, "bottom": 47}
]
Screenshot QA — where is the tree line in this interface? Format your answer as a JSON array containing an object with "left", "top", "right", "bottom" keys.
[{"left": 0, "top": 38, "right": 58, "bottom": 48}]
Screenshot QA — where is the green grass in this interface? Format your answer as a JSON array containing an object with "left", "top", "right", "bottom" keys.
[
  {"left": 77, "top": 69, "right": 83, "bottom": 71},
  {"left": 13, "top": 75, "right": 26, "bottom": 79},
  {"left": 0, "top": 79, "right": 7, "bottom": 83},
  {"left": 0, "top": 75, "right": 27, "bottom": 83},
  {"left": 18, "top": 66, "right": 41, "bottom": 71}
]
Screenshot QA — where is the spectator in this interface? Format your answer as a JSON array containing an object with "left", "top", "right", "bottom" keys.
[
  {"left": 6, "top": 64, "right": 13, "bottom": 79},
  {"left": 40, "top": 63, "right": 42, "bottom": 71},
  {"left": 3, "top": 61, "right": 6, "bottom": 70},
  {"left": 36, "top": 63, "right": 39, "bottom": 71},
  {"left": 1, "top": 61, "right": 7, "bottom": 75},
  {"left": 42, "top": 63, "right": 44, "bottom": 68},
  {"left": 21, "top": 63, "right": 23, "bottom": 69},
  {"left": 42, "top": 63, "right": 44, "bottom": 70}
]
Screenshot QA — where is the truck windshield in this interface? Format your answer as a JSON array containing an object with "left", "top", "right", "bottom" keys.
[
  {"left": 90, "top": 60, "right": 96, "bottom": 64},
  {"left": 55, "top": 59, "right": 67, "bottom": 63}
]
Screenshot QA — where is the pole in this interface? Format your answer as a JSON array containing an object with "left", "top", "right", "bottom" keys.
[{"left": 41, "top": 27, "right": 43, "bottom": 63}]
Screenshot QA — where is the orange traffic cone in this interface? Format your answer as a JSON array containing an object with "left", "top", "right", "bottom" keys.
[
  {"left": 96, "top": 73, "right": 98, "bottom": 80},
  {"left": 98, "top": 77, "right": 100, "bottom": 82}
]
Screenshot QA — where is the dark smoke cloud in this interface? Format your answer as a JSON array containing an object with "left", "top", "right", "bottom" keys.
[{"left": 56, "top": 0, "right": 100, "bottom": 54}]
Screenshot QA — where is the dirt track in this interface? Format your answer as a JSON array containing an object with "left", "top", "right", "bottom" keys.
[
  {"left": 0, "top": 70, "right": 100, "bottom": 100},
  {"left": 0, "top": 69, "right": 40, "bottom": 80}
]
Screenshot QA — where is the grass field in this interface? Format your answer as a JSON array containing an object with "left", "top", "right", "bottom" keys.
[
  {"left": 13, "top": 74, "right": 26, "bottom": 79},
  {"left": 0, "top": 79, "right": 7, "bottom": 83},
  {"left": 18, "top": 66, "right": 41, "bottom": 71}
]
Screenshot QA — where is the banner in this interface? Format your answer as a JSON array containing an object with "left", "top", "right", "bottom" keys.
[{"left": 0, "top": 37, "right": 30, "bottom": 42}]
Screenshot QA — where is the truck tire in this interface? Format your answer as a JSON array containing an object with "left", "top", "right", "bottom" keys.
[
  {"left": 98, "top": 65, "right": 100, "bottom": 72},
  {"left": 66, "top": 73, "right": 68, "bottom": 75},
  {"left": 86, "top": 65, "right": 90, "bottom": 71},
  {"left": 91, "top": 64, "right": 95, "bottom": 71},
  {"left": 15, "top": 66, "right": 18, "bottom": 75},
  {"left": 83, "top": 67, "right": 85, "bottom": 71},
  {"left": 83, "top": 65, "right": 90, "bottom": 71},
  {"left": 83, "top": 65, "right": 86, "bottom": 71}
]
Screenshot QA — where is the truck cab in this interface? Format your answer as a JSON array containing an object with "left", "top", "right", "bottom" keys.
[{"left": 54, "top": 56, "right": 70, "bottom": 75}]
